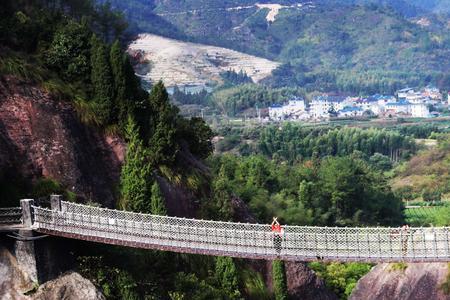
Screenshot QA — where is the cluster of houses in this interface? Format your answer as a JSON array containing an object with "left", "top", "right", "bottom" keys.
[{"left": 268, "top": 87, "right": 445, "bottom": 121}]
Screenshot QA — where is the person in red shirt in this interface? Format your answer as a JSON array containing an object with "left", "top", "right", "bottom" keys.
[{"left": 271, "top": 217, "right": 283, "bottom": 254}]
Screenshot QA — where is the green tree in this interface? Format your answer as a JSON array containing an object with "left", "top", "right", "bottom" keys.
[
  {"left": 215, "top": 257, "right": 241, "bottom": 299},
  {"left": 422, "top": 189, "right": 442, "bottom": 203},
  {"left": 212, "top": 165, "right": 234, "bottom": 221},
  {"left": 309, "top": 262, "right": 372, "bottom": 300},
  {"left": 90, "top": 34, "right": 114, "bottom": 125},
  {"left": 120, "top": 117, "right": 151, "bottom": 212},
  {"left": 368, "top": 153, "right": 392, "bottom": 171},
  {"left": 272, "top": 260, "right": 288, "bottom": 300},
  {"left": 147, "top": 82, "right": 179, "bottom": 166},
  {"left": 150, "top": 181, "right": 167, "bottom": 215},
  {"left": 115, "top": 270, "right": 139, "bottom": 300},
  {"left": 110, "top": 40, "right": 127, "bottom": 124},
  {"left": 46, "top": 20, "right": 91, "bottom": 81},
  {"left": 178, "top": 117, "right": 214, "bottom": 159}
]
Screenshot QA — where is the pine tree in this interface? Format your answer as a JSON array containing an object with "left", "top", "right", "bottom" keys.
[
  {"left": 110, "top": 40, "right": 127, "bottom": 125},
  {"left": 272, "top": 260, "right": 288, "bottom": 300},
  {"left": 150, "top": 181, "right": 167, "bottom": 215},
  {"left": 215, "top": 256, "right": 241, "bottom": 299},
  {"left": 90, "top": 34, "right": 114, "bottom": 125},
  {"left": 120, "top": 116, "right": 151, "bottom": 212},
  {"left": 148, "top": 82, "right": 179, "bottom": 166}
]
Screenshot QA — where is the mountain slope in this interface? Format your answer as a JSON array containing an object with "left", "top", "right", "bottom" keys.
[
  {"left": 409, "top": 0, "right": 450, "bottom": 14},
  {"left": 109, "top": 1, "right": 450, "bottom": 93},
  {"left": 128, "top": 34, "right": 280, "bottom": 87}
]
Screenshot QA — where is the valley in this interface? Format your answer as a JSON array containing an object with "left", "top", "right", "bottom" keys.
[{"left": 2, "top": 0, "right": 450, "bottom": 300}]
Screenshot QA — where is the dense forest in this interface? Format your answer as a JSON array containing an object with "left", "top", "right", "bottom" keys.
[
  {"left": 259, "top": 125, "right": 417, "bottom": 163},
  {"left": 208, "top": 153, "right": 403, "bottom": 227}
]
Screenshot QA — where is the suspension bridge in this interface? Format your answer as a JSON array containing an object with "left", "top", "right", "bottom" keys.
[{"left": 1, "top": 196, "right": 450, "bottom": 262}]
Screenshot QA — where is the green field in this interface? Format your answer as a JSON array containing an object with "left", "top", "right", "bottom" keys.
[{"left": 404, "top": 205, "right": 449, "bottom": 226}]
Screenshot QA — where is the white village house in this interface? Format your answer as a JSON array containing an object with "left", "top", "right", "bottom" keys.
[{"left": 269, "top": 98, "right": 306, "bottom": 120}]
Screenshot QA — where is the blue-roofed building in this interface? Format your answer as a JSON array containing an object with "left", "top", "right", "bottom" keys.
[
  {"left": 338, "top": 106, "right": 364, "bottom": 118},
  {"left": 384, "top": 100, "right": 430, "bottom": 118}
]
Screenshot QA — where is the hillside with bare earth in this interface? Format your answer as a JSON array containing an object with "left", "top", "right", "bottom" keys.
[{"left": 127, "top": 33, "right": 280, "bottom": 88}]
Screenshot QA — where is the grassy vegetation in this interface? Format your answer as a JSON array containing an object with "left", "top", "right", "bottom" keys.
[
  {"left": 0, "top": 55, "right": 46, "bottom": 82},
  {"left": 389, "top": 262, "right": 408, "bottom": 273},
  {"left": 406, "top": 204, "right": 450, "bottom": 226}
]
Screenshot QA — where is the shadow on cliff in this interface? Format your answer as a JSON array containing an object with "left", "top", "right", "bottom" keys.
[{"left": 0, "top": 75, "right": 125, "bottom": 207}]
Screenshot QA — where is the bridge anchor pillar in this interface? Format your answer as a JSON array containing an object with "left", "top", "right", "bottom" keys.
[
  {"left": 50, "top": 194, "right": 62, "bottom": 212},
  {"left": 17, "top": 199, "right": 38, "bottom": 283},
  {"left": 20, "top": 199, "right": 34, "bottom": 229}
]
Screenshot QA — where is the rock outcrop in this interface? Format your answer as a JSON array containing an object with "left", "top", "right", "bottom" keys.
[
  {"left": 350, "top": 263, "right": 450, "bottom": 300},
  {"left": 0, "top": 242, "right": 103, "bottom": 300},
  {"left": 0, "top": 245, "right": 34, "bottom": 300},
  {"left": 32, "top": 272, "right": 105, "bottom": 300},
  {"left": 285, "top": 261, "right": 338, "bottom": 300},
  {"left": 0, "top": 76, "right": 125, "bottom": 207}
]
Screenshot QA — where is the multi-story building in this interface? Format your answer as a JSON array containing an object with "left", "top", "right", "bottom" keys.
[
  {"left": 268, "top": 98, "right": 307, "bottom": 120},
  {"left": 385, "top": 100, "right": 430, "bottom": 118},
  {"left": 310, "top": 95, "right": 348, "bottom": 119},
  {"left": 385, "top": 100, "right": 412, "bottom": 115},
  {"left": 282, "top": 99, "right": 306, "bottom": 117},
  {"left": 422, "top": 86, "right": 442, "bottom": 101},
  {"left": 411, "top": 103, "right": 430, "bottom": 118}
]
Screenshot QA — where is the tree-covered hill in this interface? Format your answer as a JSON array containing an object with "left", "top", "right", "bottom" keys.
[{"left": 105, "top": 0, "right": 450, "bottom": 93}]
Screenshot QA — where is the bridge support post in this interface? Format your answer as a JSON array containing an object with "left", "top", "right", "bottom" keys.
[
  {"left": 17, "top": 199, "right": 38, "bottom": 283},
  {"left": 50, "top": 194, "right": 62, "bottom": 212},
  {"left": 20, "top": 199, "right": 34, "bottom": 228}
]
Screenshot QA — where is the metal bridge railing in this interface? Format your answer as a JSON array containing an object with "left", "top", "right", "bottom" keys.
[
  {"left": 29, "top": 200, "right": 450, "bottom": 262},
  {"left": 0, "top": 207, "right": 22, "bottom": 225}
]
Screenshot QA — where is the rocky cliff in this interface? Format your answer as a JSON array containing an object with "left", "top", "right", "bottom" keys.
[
  {"left": 0, "top": 76, "right": 125, "bottom": 207},
  {"left": 350, "top": 263, "right": 450, "bottom": 300},
  {"left": 0, "top": 75, "right": 204, "bottom": 217}
]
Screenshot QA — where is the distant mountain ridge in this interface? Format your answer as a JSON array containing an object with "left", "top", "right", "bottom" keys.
[
  {"left": 150, "top": 0, "right": 450, "bottom": 16},
  {"left": 105, "top": 0, "right": 450, "bottom": 93}
]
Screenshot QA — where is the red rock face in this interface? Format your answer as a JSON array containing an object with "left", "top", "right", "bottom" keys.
[
  {"left": 350, "top": 263, "right": 450, "bottom": 300},
  {"left": 0, "top": 76, "right": 125, "bottom": 207}
]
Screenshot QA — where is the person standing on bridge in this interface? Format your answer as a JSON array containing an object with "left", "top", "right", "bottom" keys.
[
  {"left": 401, "top": 224, "right": 410, "bottom": 256},
  {"left": 271, "top": 217, "right": 284, "bottom": 255}
]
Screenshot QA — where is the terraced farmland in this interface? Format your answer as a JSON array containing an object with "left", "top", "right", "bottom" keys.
[{"left": 127, "top": 34, "right": 280, "bottom": 88}]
